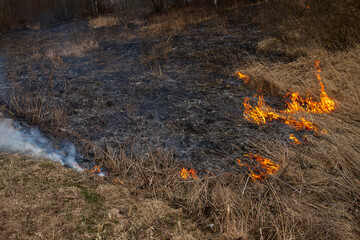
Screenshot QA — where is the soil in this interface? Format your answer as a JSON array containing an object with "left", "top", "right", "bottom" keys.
[{"left": 0, "top": 9, "right": 299, "bottom": 173}]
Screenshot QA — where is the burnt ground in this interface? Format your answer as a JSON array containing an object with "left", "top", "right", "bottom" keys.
[{"left": 0, "top": 9, "right": 299, "bottom": 173}]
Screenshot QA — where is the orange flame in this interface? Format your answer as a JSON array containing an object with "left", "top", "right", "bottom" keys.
[
  {"left": 236, "top": 72, "right": 250, "bottom": 84},
  {"left": 90, "top": 165, "right": 101, "bottom": 174},
  {"left": 243, "top": 96, "right": 319, "bottom": 131},
  {"left": 243, "top": 61, "right": 334, "bottom": 132},
  {"left": 237, "top": 153, "right": 279, "bottom": 181},
  {"left": 289, "top": 134, "right": 301, "bottom": 145},
  {"left": 205, "top": 169, "right": 216, "bottom": 177},
  {"left": 113, "top": 179, "right": 124, "bottom": 184},
  {"left": 179, "top": 168, "right": 199, "bottom": 180},
  {"left": 308, "top": 61, "right": 335, "bottom": 113},
  {"left": 282, "top": 61, "right": 335, "bottom": 114}
]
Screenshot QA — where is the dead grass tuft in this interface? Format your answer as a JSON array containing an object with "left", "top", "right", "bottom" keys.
[
  {"left": 25, "top": 22, "right": 41, "bottom": 31},
  {"left": 46, "top": 39, "right": 98, "bottom": 59},
  {"left": 143, "top": 6, "right": 216, "bottom": 34},
  {"left": 89, "top": 15, "right": 120, "bottom": 28}
]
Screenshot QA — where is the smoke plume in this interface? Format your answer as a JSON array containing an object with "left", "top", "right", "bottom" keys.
[{"left": 0, "top": 117, "right": 82, "bottom": 171}]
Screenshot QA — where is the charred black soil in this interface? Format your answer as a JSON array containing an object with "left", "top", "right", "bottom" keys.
[{"left": 0, "top": 9, "right": 301, "bottom": 173}]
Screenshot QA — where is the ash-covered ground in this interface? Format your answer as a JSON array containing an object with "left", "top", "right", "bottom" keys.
[{"left": 0, "top": 10, "right": 299, "bottom": 172}]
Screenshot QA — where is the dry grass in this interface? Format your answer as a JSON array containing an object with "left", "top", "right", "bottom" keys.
[
  {"left": 230, "top": 40, "right": 360, "bottom": 238},
  {"left": 259, "top": 0, "right": 360, "bottom": 50},
  {"left": 0, "top": 153, "right": 210, "bottom": 240},
  {"left": 25, "top": 22, "right": 41, "bottom": 31},
  {"left": 8, "top": 58, "right": 70, "bottom": 137},
  {"left": 89, "top": 16, "right": 121, "bottom": 29},
  {"left": 46, "top": 39, "right": 98, "bottom": 59},
  {"left": 78, "top": 93, "right": 360, "bottom": 239},
  {"left": 241, "top": 43, "right": 360, "bottom": 106},
  {"left": 143, "top": 6, "right": 217, "bottom": 34}
]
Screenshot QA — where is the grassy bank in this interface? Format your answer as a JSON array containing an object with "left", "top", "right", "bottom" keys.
[{"left": 0, "top": 153, "right": 211, "bottom": 239}]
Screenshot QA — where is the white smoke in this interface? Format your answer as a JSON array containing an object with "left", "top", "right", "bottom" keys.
[{"left": 0, "top": 117, "right": 82, "bottom": 171}]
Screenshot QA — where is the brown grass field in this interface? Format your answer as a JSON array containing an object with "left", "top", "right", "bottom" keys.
[{"left": 0, "top": 1, "right": 359, "bottom": 239}]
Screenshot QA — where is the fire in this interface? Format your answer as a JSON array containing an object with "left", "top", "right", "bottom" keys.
[
  {"left": 90, "top": 165, "right": 101, "bottom": 174},
  {"left": 282, "top": 61, "right": 335, "bottom": 114},
  {"left": 308, "top": 61, "right": 335, "bottom": 113},
  {"left": 243, "top": 96, "right": 319, "bottom": 131},
  {"left": 243, "top": 96, "right": 279, "bottom": 124},
  {"left": 237, "top": 153, "right": 279, "bottom": 181},
  {"left": 243, "top": 61, "right": 334, "bottom": 132},
  {"left": 205, "top": 169, "right": 215, "bottom": 177},
  {"left": 179, "top": 168, "right": 199, "bottom": 180},
  {"left": 289, "top": 134, "right": 301, "bottom": 144},
  {"left": 236, "top": 72, "right": 250, "bottom": 84},
  {"left": 113, "top": 179, "right": 124, "bottom": 184}
]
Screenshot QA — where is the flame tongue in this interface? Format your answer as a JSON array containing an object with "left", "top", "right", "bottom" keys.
[
  {"left": 283, "top": 61, "right": 335, "bottom": 114},
  {"left": 243, "top": 96, "right": 319, "bottom": 131},
  {"left": 289, "top": 134, "right": 301, "bottom": 144},
  {"left": 90, "top": 165, "right": 105, "bottom": 176},
  {"left": 307, "top": 61, "right": 335, "bottom": 113},
  {"left": 236, "top": 72, "right": 250, "bottom": 84},
  {"left": 243, "top": 96, "right": 280, "bottom": 124},
  {"left": 237, "top": 153, "right": 279, "bottom": 181},
  {"left": 179, "top": 168, "right": 199, "bottom": 180}
]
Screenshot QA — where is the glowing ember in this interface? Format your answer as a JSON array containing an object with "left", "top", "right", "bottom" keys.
[
  {"left": 179, "top": 168, "right": 199, "bottom": 180},
  {"left": 113, "top": 179, "right": 124, "bottom": 184},
  {"left": 205, "top": 169, "right": 215, "bottom": 177},
  {"left": 237, "top": 153, "right": 279, "bottom": 181},
  {"left": 289, "top": 134, "right": 301, "bottom": 144},
  {"left": 236, "top": 72, "right": 250, "bottom": 84},
  {"left": 243, "top": 61, "right": 334, "bottom": 132}
]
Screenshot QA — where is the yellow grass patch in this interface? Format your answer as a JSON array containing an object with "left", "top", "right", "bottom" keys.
[{"left": 89, "top": 16, "right": 120, "bottom": 28}]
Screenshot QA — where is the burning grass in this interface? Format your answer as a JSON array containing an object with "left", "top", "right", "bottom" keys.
[
  {"left": 179, "top": 168, "right": 199, "bottom": 180},
  {"left": 230, "top": 42, "right": 360, "bottom": 238},
  {"left": 237, "top": 153, "right": 279, "bottom": 181},
  {"left": 242, "top": 60, "right": 334, "bottom": 135}
]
